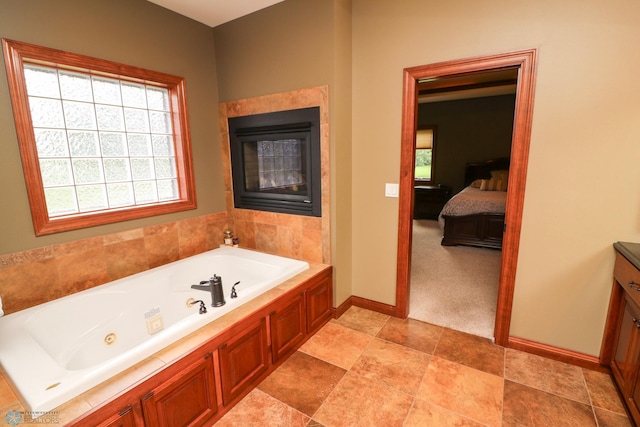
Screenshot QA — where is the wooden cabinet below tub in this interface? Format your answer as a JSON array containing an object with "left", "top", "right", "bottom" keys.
[
  {"left": 270, "top": 291, "right": 306, "bottom": 364},
  {"left": 602, "top": 242, "right": 640, "bottom": 425},
  {"left": 67, "top": 265, "right": 333, "bottom": 427},
  {"left": 270, "top": 269, "right": 333, "bottom": 364},
  {"left": 219, "top": 318, "right": 270, "bottom": 406},
  {"left": 94, "top": 402, "right": 144, "bottom": 427},
  {"left": 306, "top": 271, "right": 333, "bottom": 334},
  {"left": 141, "top": 351, "right": 218, "bottom": 426},
  {"left": 74, "top": 346, "right": 218, "bottom": 427}
]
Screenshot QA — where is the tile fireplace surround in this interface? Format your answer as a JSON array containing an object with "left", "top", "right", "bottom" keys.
[{"left": 218, "top": 85, "right": 331, "bottom": 266}]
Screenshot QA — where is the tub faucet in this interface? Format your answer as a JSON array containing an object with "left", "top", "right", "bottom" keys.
[{"left": 191, "top": 275, "right": 226, "bottom": 307}]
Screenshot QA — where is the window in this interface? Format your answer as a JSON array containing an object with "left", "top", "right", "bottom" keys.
[
  {"left": 2, "top": 39, "right": 196, "bottom": 236},
  {"left": 415, "top": 126, "right": 435, "bottom": 182}
]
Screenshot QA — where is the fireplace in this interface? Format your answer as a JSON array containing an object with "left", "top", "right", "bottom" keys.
[{"left": 228, "top": 107, "right": 321, "bottom": 217}]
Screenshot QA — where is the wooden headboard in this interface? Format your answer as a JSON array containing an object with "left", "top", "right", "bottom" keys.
[{"left": 464, "top": 157, "right": 510, "bottom": 186}]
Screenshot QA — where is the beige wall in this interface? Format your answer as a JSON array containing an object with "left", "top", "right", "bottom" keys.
[
  {"left": 331, "top": 0, "right": 353, "bottom": 307},
  {"left": 351, "top": 0, "right": 640, "bottom": 356},
  {"left": 0, "top": 0, "right": 225, "bottom": 255}
]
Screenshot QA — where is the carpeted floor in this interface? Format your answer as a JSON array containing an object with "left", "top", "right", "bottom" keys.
[{"left": 408, "top": 219, "right": 501, "bottom": 339}]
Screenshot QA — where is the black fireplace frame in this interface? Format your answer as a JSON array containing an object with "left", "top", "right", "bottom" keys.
[{"left": 228, "top": 107, "right": 321, "bottom": 217}]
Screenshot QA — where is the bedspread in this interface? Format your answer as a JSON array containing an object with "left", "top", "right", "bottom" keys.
[{"left": 438, "top": 186, "right": 506, "bottom": 228}]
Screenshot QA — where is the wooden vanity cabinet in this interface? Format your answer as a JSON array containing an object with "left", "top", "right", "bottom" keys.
[
  {"left": 603, "top": 247, "right": 640, "bottom": 425},
  {"left": 611, "top": 295, "right": 640, "bottom": 396}
]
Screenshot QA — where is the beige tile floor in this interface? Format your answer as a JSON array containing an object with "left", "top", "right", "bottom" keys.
[{"left": 214, "top": 306, "right": 631, "bottom": 426}]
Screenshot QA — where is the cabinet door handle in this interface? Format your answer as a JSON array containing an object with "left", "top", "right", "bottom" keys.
[
  {"left": 118, "top": 405, "right": 132, "bottom": 416},
  {"left": 628, "top": 281, "right": 640, "bottom": 291}
]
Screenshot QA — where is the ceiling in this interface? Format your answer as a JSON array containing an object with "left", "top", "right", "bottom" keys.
[
  {"left": 418, "top": 68, "right": 518, "bottom": 103},
  {"left": 147, "top": 0, "right": 285, "bottom": 27}
]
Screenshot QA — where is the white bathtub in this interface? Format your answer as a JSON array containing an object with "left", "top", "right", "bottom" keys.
[{"left": 0, "top": 246, "right": 309, "bottom": 414}]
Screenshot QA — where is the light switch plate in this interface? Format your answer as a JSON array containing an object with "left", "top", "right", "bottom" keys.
[{"left": 385, "top": 183, "right": 399, "bottom": 198}]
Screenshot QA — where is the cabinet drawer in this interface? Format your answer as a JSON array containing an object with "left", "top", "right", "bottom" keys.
[{"left": 615, "top": 253, "right": 640, "bottom": 307}]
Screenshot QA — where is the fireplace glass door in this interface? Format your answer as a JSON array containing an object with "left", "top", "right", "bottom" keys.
[
  {"left": 229, "top": 107, "right": 321, "bottom": 217},
  {"left": 242, "top": 136, "right": 307, "bottom": 196}
]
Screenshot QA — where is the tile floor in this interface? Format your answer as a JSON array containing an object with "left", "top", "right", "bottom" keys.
[{"left": 214, "top": 306, "right": 631, "bottom": 426}]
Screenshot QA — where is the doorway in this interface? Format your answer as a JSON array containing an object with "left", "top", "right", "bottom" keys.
[{"left": 394, "top": 50, "right": 537, "bottom": 347}]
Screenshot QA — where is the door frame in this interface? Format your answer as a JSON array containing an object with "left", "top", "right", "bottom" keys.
[{"left": 395, "top": 49, "right": 537, "bottom": 346}]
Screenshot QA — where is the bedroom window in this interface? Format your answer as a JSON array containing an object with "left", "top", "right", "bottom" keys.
[
  {"left": 2, "top": 39, "right": 196, "bottom": 236},
  {"left": 415, "top": 126, "right": 435, "bottom": 182}
]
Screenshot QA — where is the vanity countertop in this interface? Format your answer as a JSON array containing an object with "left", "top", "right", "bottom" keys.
[{"left": 614, "top": 241, "right": 640, "bottom": 270}]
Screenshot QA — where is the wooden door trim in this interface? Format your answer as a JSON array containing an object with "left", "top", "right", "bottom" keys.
[{"left": 395, "top": 49, "right": 537, "bottom": 346}]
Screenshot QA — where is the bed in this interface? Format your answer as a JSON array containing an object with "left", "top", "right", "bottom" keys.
[{"left": 438, "top": 158, "right": 509, "bottom": 249}]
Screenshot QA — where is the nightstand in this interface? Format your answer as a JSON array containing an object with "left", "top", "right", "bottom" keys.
[{"left": 413, "top": 185, "right": 451, "bottom": 220}]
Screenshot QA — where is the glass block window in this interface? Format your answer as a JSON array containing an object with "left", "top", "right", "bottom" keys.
[
  {"left": 25, "top": 64, "right": 178, "bottom": 216},
  {"left": 3, "top": 39, "right": 196, "bottom": 235}
]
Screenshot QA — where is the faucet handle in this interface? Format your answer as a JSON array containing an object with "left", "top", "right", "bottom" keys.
[
  {"left": 231, "top": 281, "right": 240, "bottom": 298},
  {"left": 198, "top": 300, "right": 207, "bottom": 314}
]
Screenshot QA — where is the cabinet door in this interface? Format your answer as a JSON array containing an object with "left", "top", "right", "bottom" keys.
[
  {"left": 271, "top": 292, "right": 306, "bottom": 363},
  {"left": 306, "top": 274, "right": 333, "bottom": 335},
  {"left": 219, "top": 318, "right": 269, "bottom": 406},
  {"left": 141, "top": 353, "right": 218, "bottom": 427},
  {"left": 94, "top": 403, "right": 144, "bottom": 427},
  {"left": 611, "top": 296, "right": 640, "bottom": 396},
  {"left": 630, "top": 367, "right": 640, "bottom": 424}
]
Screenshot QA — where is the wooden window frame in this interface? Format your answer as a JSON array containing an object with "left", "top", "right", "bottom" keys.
[{"left": 2, "top": 39, "right": 197, "bottom": 236}]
